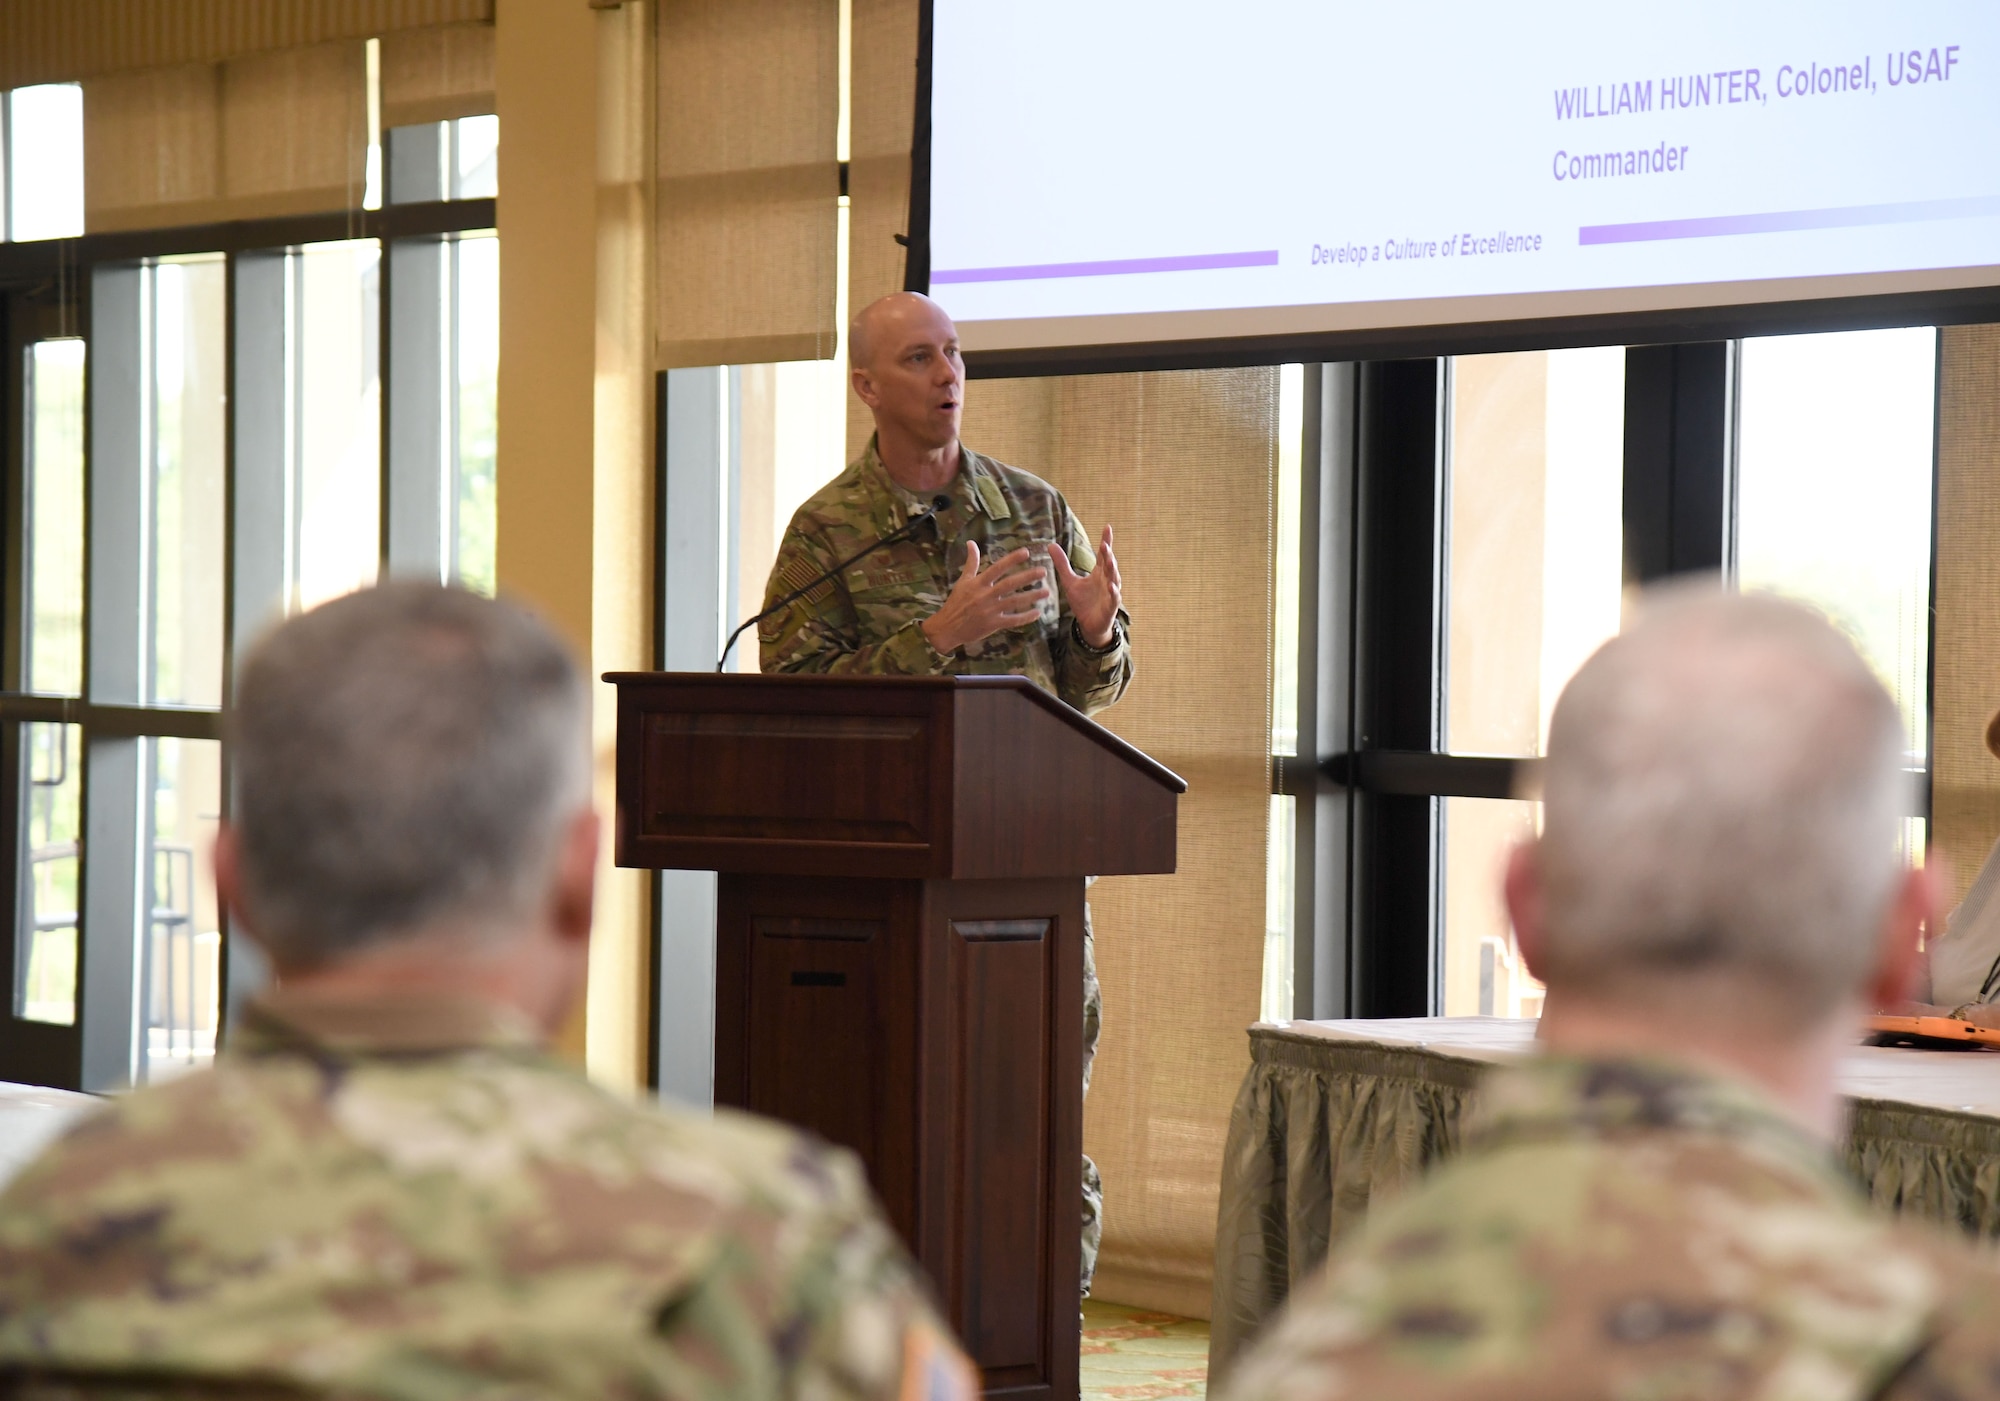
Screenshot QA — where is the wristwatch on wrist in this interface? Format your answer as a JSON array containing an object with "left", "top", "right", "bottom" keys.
[{"left": 1071, "top": 616, "right": 1122, "bottom": 655}]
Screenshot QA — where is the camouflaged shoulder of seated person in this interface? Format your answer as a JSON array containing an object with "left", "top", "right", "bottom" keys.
[
  {"left": 0, "top": 1043, "right": 968, "bottom": 1401},
  {"left": 1220, "top": 1058, "right": 1996, "bottom": 1401}
]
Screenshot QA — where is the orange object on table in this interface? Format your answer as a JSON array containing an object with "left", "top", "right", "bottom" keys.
[{"left": 1866, "top": 1013, "right": 2000, "bottom": 1050}]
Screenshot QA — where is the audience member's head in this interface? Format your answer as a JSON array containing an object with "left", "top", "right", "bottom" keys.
[
  {"left": 1514, "top": 583, "right": 1926, "bottom": 1040},
  {"left": 220, "top": 583, "right": 595, "bottom": 1023},
  {"left": 0, "top": 582, "right": 976, "bottom": 1401}
]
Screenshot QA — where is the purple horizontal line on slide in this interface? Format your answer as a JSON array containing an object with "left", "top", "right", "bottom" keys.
[
  {"left": 930, "top": 249, "right": 1280, "bottom": 285},
  {"left": 1581, "top": 195, "right": 2000, "bottom": 246}
]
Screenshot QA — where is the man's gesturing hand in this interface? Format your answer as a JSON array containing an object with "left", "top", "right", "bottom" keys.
[
  {"left": 1050, "top": 524, "right": 1121, "bottom": 648},
  {"left": 920, "top": 543, "right": 1051, "bottom": 656}
]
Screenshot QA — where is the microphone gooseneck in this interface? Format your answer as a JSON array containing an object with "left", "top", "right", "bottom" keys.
[{"left": 716, "top": 494, "right": 952, "bottom": 672}]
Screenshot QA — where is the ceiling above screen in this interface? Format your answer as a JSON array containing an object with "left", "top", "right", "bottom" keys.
[{"left": 926, "top": 2, "right": 2000, "bottom": 361}]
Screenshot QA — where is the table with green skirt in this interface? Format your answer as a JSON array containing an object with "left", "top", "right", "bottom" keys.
[{"left": 1206, "top": 1016, "right": 2000, "bottom": 1386}]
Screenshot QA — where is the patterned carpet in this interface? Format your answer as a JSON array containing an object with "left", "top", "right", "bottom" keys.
[{"left": 1080, "top": 1299, "right": 1210, "bottom": 1400}]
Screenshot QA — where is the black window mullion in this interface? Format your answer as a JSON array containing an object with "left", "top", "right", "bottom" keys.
[{"left": 1344, "top": 357, "right": 1445, "bottom": 1018}]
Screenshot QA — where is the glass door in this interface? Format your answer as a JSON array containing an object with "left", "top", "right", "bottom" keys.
[{"left": 0, "top": 289, "right": 86, "bottom": 1087}]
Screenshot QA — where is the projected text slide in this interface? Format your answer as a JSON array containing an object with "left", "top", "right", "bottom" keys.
[{"left": 929, "top": 3, "right": 2000, "bottom": 345}]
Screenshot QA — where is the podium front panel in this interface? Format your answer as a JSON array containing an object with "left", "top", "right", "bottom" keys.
[
  {"left": 714, "top": 876, "right": 920, "bottom": 1242},
  {"left": 919, "top": 878, "right": 1084, "bottom": 1401},
  {"left": 618, "top": 679, "right": 955, "bottom": 878},
  {"left": 716, "top": 872, "right": 1083, "bottom": 1401},
  {"left": 947, "top": 915, "right": 1053, "bottom": 1382}
]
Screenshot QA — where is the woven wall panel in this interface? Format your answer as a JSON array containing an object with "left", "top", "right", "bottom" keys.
[
  {"left": 221, "top": 42, "right": 368, "bottom": 211},
  {"left": 963, "top": 367, "right": 1278, "bottom": 1316},
  {"left": 83, "top": 40, "right": 367, "bottom": 232},
  {"left": 0, "top": 0, "right": 489, "bottom": 90},
  {"left": 380, "top": 21, "right": 493, "bottom": 127},
  {"left": 655, "top": 0, "right": 838, "bottom": 369},
  {"left": 1933, "top": 325, "right": 2000, "bottom": 910},
  {"left": 82, "top": 64, "right": 225, "bottom": 221}
]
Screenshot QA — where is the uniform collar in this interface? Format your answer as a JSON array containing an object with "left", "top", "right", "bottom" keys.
[
  {"left": 858, "top": 435, "right": 1011, "bottom": 527},
  {"left": 230, "top": 985, "right": 547, "bottom": 1057},
  {"left": 1466, "top": 1052, "right": 1845, "bottom": 1188}
]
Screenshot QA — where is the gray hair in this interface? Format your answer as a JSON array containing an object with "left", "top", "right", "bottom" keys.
[
  {"left": 1537, "top": 585, "right": 1907, "bottom": 1023},
  {"left": 229, "top": 582, "right": 590, "bottom": 969}
]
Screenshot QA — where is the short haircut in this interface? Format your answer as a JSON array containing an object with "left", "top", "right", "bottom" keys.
[
  {"left": 1536, "top": 585, "right": 1907, "bottom": 1025},
  {"left": 229, "top": 582, "right": 590, "bottom": 969}
]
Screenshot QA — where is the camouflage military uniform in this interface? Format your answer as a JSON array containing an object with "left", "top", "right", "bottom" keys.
[
  {"left": 1222, "top": 1053, "right": 2000, "bottom": 1401},
  {"left": 761, "top": 437, "right": 1130, "bottom": 1296},
  {"left": 0, "top": 988, "right": 974, "bottom": 1401},
  {"left": 758, "top": 437, "right": 1131, "bottom": 714}
]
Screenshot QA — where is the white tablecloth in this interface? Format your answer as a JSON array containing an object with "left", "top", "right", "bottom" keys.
[
  {"left": 1210, "top": 1016, "right": 2000, "bottom": 1382},
  {"left": 1270, "top": 1016, "right": 2000, "bottom": 1116},
  {"left": 0, "top": 1080, "right": 97, "bottom": 1187}
]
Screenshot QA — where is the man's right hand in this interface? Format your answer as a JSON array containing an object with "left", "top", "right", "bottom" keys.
[{"left": 921, "top": 543, "right": 1049, "bottom": 656}]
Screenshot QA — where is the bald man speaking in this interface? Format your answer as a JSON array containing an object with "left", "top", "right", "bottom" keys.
[{"left": 758, "top": 292, "right": 1133, "bottom": 1299}]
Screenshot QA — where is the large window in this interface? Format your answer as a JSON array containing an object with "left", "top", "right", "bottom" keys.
[
  {"left": 1736, "top": 327, "right": 1936, "bottom": 868},
  {"left": 1437, "top": 348, "right": 1625, "bottom": 1017},
  {"left": 289, "top": 242, "right": 383, "bottom": 613},
  {"left": 0, "top": 98, "right": 499, "bottom": 1091},
  {"left": 453, "top": 233, "right": 500, "bottom": 593},
  {"left": 141, "top": 257, "right": 228, "bottom": 708},
  {"left": 1436, "top": 334, "right": 1936, "bottom": 1017},
  {"left": 14, "top": 335, "right": 84, "bottom": 1032},
  {"left": 382, "top": 118, "right": 503, "bottom": 597},
  {"left": 1263, "top": 364, "right": 1304, "bottom": 1022},
  {"left": 1288, "top": 328, "right": 1940, "bottom": 1021}
]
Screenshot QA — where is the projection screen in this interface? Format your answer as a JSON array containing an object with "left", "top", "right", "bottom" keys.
[{"left": 927, "top": 3, "right": 2000, "bottom": 357}]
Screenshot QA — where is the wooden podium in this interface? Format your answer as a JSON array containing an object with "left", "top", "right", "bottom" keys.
[{"left": 608, "top": 672, "right": 1183, "bottom": 1400}]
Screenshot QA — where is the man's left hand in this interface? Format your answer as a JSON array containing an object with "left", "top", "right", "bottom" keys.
[{"left": 1050, "top": 524, "right": 1121, "bottom": 648}]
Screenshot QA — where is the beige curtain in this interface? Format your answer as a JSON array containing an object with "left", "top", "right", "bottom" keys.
[
  {"left": 1933, "top": 326, "right": 2000, "bottom": 909},
  {"left": 0, "top": 0, "right": 490, "bottom": 90},
  {"left": 964, "top": 369, "right": 1278, "bottom": 1317},
  {"left": 845, "top": 0, "right": 921, "bottom": 457},
  {"left": 380, "top": 22, "right": 494, "bottom": 128},
  {"left": 655, "top": 0, "right": 839, "bottom": 369},
  {"left": 83, "top": 40, "right": 370, "bottom": 232}
]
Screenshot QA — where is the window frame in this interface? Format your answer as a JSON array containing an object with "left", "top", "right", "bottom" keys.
[
  {"left": 1283, "top": 341, "right": 1942, "bottom": 1019},
  {"left": 0, "top": 194, "right": 496, "bottom": 1090}
]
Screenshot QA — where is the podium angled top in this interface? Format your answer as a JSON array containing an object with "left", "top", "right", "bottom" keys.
[{"left": 606, "top": 672, "right": 1184, "bottom": 880}]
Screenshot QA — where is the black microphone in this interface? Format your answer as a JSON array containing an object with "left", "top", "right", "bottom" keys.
[{"left": 717, "top": 494, "right": 952, "bottom": 672}]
